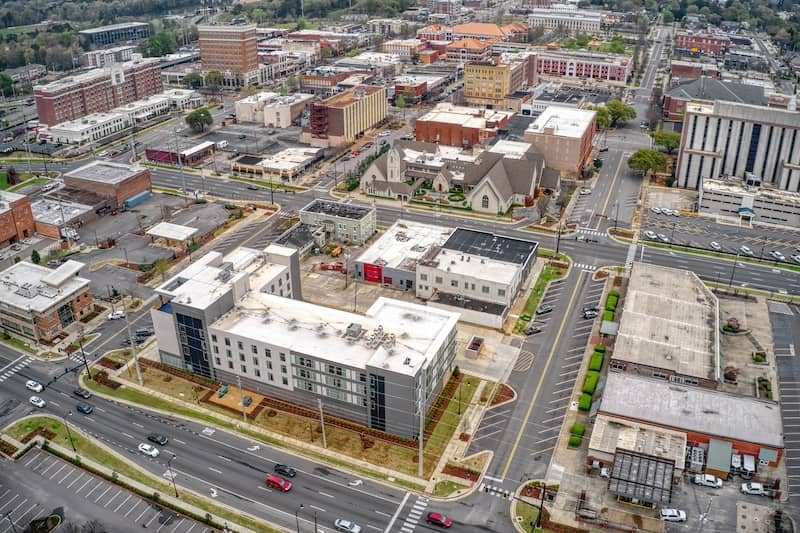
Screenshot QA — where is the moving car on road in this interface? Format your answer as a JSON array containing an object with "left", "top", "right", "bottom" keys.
[
  {"left": 138, "top": 443, "right": 160, "bottom": 457},
  {"left": 693, "top": 474, "right": 723, "bottom": 488},
  {"left": 76, "top": 403, "right": 93, "bottom": 415},
  {"left": 108, "top": 311, "right": 126, "bottom": 320},
  {"left": 334, "top": 519, "right": 361, "bottom": 533},
  {"left": 74, "top": 388, "right": 92, "bottom": 399},
  {"left": 265, "top": 474, "right": 292, "bottom": 492},
  {"left": 659, "top": 509, "right": 686, "bottom": 522},
  {"left": 426, "top": 513, "right": 453, "bottom": 528},
  {"left": 26, "top": 380, "right": 43, "bottom": 393},
  {"left": 29, "top": 396, "right": 46, "bottom": 408},
  {"left": 274, "top": 464, "right": 296, "bottom": 477},
  {"left": 147, "top": 434, "right": 168, "bottom": 446}
]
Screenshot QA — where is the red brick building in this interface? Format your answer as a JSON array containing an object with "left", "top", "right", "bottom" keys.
[
  {"left": 34, "top": 58, "right": 162, "bottom": 127},
  {"left": 63, "top": 161, "right": 152, "bottom": 208},
  {"left": 198, "top": 24, "right": 261, "bottom": 87},
  {"left": 674, "top": 32, "right": 731, "bottom": 56},
  {"left": 446, "top": 38, "right": 493, "bottom": 62},
  {"left": 415, "top": 104, "right": 513, "bottom": 147},
  {"left": 670, "top": 60, "right": 720, "bottom": 81},
  {"left": 536, "top": 50, "right": 631, "bottom": 83},
  {"left": 0, "top": 191, "right": 35, "bottom": 247}
]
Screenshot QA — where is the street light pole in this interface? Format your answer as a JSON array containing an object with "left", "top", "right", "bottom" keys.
[
  {"left": 167, "top": 454, "right": 179, "bottom": 498},
  {"left": 728, "top": 252, "right": 740, "bottom": 288},
  {"left": 77, "top": 335, "right": 91, "bottom": 381},
  {"left": 669, "top": 222, "right": 676, "bottom": 248},
  {"left": 294, "top": 504, "right": 304, "bottom": 533},
  {"left": 4, "top": 512, "right": 19, "bottom": 533},
  {"left": 64, "top": 411, "right": 76, "bottom": 453}
]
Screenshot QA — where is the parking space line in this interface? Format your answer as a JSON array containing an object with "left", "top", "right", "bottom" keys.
[
  {"left": 472, "top": 429, "right": 503, "bottom": 441},
  {"left": 551, "top": 387, "right": 573, "bottom": 395},
  {"left": 114, "top": 494, "right": 132, "bottom": 513},
  {"left": 23, "top": 454, "right": 39, "bottom": 467},
  {"left": 94, "top": 485, "right": 113, "bottom": 503},
  {"left": 549, "top": 397, "right": 567, "bottom": 404},
  {"left": 104, "top": 490, "right": 121, "bottom": 508},
  {"left": 48, "top": 464, "right": 68, "bottom": 480},
  {"left": 16, "top": 502, "right": 39, "bottom": 524},
  {"left": 561, "top": 361, "right": 582, "bottom": 369},
  {"left": 0, "top": 490, "right": 8, "bottom": 501},
  {"left": 75, "top": 478, "right": 95, "bottom": 495},
  {"left": 555, "top": 378, "right": 576, "bottom": 385},
  {"left": 535, "top": 435, "right": 558, "bottom": 445},
  {"left": 6, "top": 498, "right": 28, "bottom": 519},
  {"left": 145, "top": 511, "right": 161, "bottom": 528},
  {"left": 542, "top": 414, "right": 564, "bottom": 424},
  {"left": 67, "top": 472, "right": 85, "bottom": 489},
  {"left": 30, "top": 456, "right": 51, "bottom": 471},
  {"left": 563, "top": 354, "right": 584, "bottom": 361},
  {"left": 134, "top": 504, "right": 150, "bottom": 522},
  {"left": 170, "top": 519, "right": 186, "bottom": 533},
  {"left": 0, "top": 495, "right": 19, "bottom": 513},
  {"left": 58, "top": 468, "right": 74, "bottom": 484},
  {"left": 184, "top": 523, "right": 197, "bottom": 533}
]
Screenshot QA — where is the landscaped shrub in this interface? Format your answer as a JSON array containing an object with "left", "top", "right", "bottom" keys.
[
  {"left": 594, "top": 344, "right": 606, "bottom": 353},
  {"left": 570, "top": 423, "right": 585, "bottom": 437},
  {"left": 583, "top": 371, "right": 599, "bottom": 394},
  {"left": 608, "top": 290, "right": 619, "bottom": 298},
  {"left": 568, "top": 435, "right": 582, "bottom": 448},
  {"left": 603, "top": 310, "right": 615, "bottom": 322},
  {"left": 577, "top": 394, "right": 592, "bottom": 411},
  {"left": 589, "top": 353, "right": 604, "bottom": 371}
]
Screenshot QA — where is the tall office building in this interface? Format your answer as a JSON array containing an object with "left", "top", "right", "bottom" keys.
[
  {"left": 676, "top": 101, "right": 800, "bottom": 191},
  {"left": 198, "top": 24, "right": 260, "bottom": 87}
]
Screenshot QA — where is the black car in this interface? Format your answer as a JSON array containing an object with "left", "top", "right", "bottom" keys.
[
  {"left": 147, "top": 434, "right": 169, "bottom": 446},
  {"left": 274, "top": 464, "right": 296, "bottom": 477},
  {"left": 535, "top": 305, "right": 553, "bottom": 315},
  {"left": 247, "top": 185, "right": 259, "bottom": 190},
  {"left": 76, "top": 403, "right": 93, "bottom": 415},
  {"left": 74, "top": 388, "right": 92, "bottom": 399},
  {"left": 135, "top": 328, "right": 154, "bottom": 338},
  {"left": 583, "top": 310, "right": 599, "bottom": 319},
  {"left": 582, "top": 306, "right": 598, "bottom": 313}
]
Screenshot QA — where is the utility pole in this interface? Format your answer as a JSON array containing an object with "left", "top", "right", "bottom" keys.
[
  {"left": 237, "top": 373, "right": 246, "bottom": 423},
  {"left": 64, "top": 411, "right": 77, "bottom": 453},
  {"left": 167, "top": 454, "right": 179, "bottom": 498},
  {"left": 613, "top": 200, "right": 619, "bottom": 231},
  {"left": 173, "top": 126, "right": 186, "bottom": 194},
  {"left": 555, "top": 222, "right": 562, "bottom": 256},
  {"left": 728, "top": 252, "right": 740, "bottom": 288},
  {"left": 418, "top": 393, "right": 424, "bottom": 478},
  {"left": 123, "top": 304, "right": 143, "bottom": 385},
  {"left": 318, "top": 399, "right": 327, "bottom": 449},
  {"left": 669, "top": 222, "right": 676, "bottom": 248},
  {"left": 77, "top": 333, "right": 91, "bottom": 381}
]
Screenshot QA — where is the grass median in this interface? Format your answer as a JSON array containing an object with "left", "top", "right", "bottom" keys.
[{"left": 514, "top": 262, "right": 570, "bottom": 333}]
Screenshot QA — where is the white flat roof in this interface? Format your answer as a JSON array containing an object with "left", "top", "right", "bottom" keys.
[
  {"left": 426, "top": 248, "right": 520, "bottom": 285},
  {"left": 356, "top": 220, "right": 454, "bottom": 271},
  {"left": 180, "top": 141, "right": 216, "bottom": 157},
  {"left": 146, "top": 222, "right": 198, "bottom": 242},
  {"left": 259, "top": 148, "right": 320, "bottom": 172},
  {"left": 48, "top": 112, "right": 127, "bottom": 133},
  {"left": 0, "top": 260, "right": 90, "bottom": 313},
  {"left": 66, "top": 161, "right": 144, "bottom": 185},
  {"left": 526, "top": 106, "right": 596, "bottom": 138},
  {"left": 31, "top": 198, "right": 93, "bottom": 226},
  {"left": 588, "top": 414, "right": 687, "bottom": 466},
  {"left": 210, "top": 294, "right": 459, "bottom": 376},
  {"left": 600, "top": 373, "right": 784, "bottom": 449},
  {"left": 489, "top": 140, "right": 533, "bottom": 159}
]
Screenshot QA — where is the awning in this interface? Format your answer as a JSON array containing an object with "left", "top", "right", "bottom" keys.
[
  {"left": 707, "top": 439, "right": 733, "bottom": 473},
  {"left": 738, "top": 207, "right": 755, "bottom": 215},
  {"left": 758, "top": 448, "right": 778, "bottom": 464}
]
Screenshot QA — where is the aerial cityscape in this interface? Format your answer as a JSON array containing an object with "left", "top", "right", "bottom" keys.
[{"left": 0, "top": 0, "right": 798, "bottom": 531}]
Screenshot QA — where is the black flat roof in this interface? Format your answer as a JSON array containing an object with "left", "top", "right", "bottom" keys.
[
  {"left": 607, "top": 449, "right": 674, "bottom": 505},
  {"left": 442, "top": 228, "right": 537, "bottom": 265},
  {"left": 301, "top": 199, "right": 373, "bottom": 220}
]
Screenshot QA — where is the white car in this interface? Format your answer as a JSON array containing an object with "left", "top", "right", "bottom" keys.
[
  {"left": 659, "top": 509, "right": 687, "bottom": 522},
  {"left": 669, "top": 209, "right": 680, "bottom": 217},
  {"left": 138, "top": 443, "right": 160, "bottom": 457},
  {"left": 579, "top": 188, "right": 591, "bottom": 195},
  {"left": 658, "top": 233, "right": 669, "bottom": 243},
  {"left": 791, "top": 254, "right": 800, "bottom": 264},
  {"left": 650, "top": 207, "right": 662, "bottom": 215},
  {"left": 709, "top": 241, "right": 721, "bottom": 251},
  {"left": 377, "top": 132, "right": 391, "bottom": 137},
  {"left": 741, "top": 482, "right": 769, "bottom": 496},
  {"left": 693, "top": 474, "right": 723, "bottom": 488},
  {"left": 740, "top": 246, "right": 754, "bottom": 256},
  {"left": 644, "top": 230, "right": 657, "bottom": 240},
  {"left": 108, "top": 311, "right": 126, "bottom": 320},
  {"left": 769, "top": 250, "right": 785, "bottom": 261},
  {"left": 25, "top": 380, "right": 43, "bottom": 393},
  {"left": 334, "top": 519, "right": 361, "bottom": 533},
  {"left": 29, "top": 396, "right": 46, "bottom": 408}
]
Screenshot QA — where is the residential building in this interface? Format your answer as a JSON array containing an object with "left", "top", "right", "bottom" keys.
[
  {"left": 79, "top": 22, "right": 151, "bottom": 46},
  {"left": 82, "top": 46, "right": 136, "bottom": 68},
  {"left": 662, "top": 76, "right": 765, "bottom": 123},
  {"left": 675, "top": 101, "right": 800, "bottom": 191},
  {"left": 301, "top": 86, "right": 387, "bottom": 148},
  {"left": 0, "top": 260, "right": 93, "bottom": 342},
  {"left": 674, "top": 32, "right": 730, "bottom": 56},
  {"left": 234, "top": 91, "right": 315, "bottom": 128},
  {"left": 381, "top": 39, "right": 427, "bottom": 60},
  {"left": 207, "top": 294, "right": 459, "bottom": 439},
  {"left": 609, "top": 263, "right": 720, "bottom": 388},
  {"left": 63, "top": 161, "right": 152, "bottom": 208},
  {"left": 152, "top": 244, "right": 302, "bottom": 379},
  {"left": 0, "top": 191, "right": 35, "bottom": 246},
  {"left": 416, "top": 228, "right": 537, "bottom": 327},
  {"left": 42, "top": 112, "right": 131, "bottom": 145},
  {"left": 299, "top": 199, "right": 376, "bottom": 245},
  {"left": 415, "top": 103, "right": 514, "bottom": 147},
  {"left": 599, "top": 372, "right": 784, "bottom": 467},
  {"left": 113, "top": 89, "right": 201, "bottom": 123},
  {"left": 427, "top": 0, "right": 462, "bottom": 23},
  {"left": 524, "top": 106, "right": 596, "bottom": 176},
  {"left": 198, "top": 24, "right": 259, "bottom": 87},
  {"left": 34, "top": 58, "right": 163, "bottom": 127},
  {"left": 536, "top": 50, "right": 632, "bottom": 83},
  {"left": 445, "top": 38, "right": 492, "bottom": 62},
  {"left": 698, "top": 177, "right": 800, "bottom": 228},
  {"left": 527, "top": 6, "right": 602, "bottom": 33},
  {"left": 463, "top": 55, "right": 537, "bottom": 109},
  {"left": 2, "top": 64, "right": 46, "bottom": 84}
]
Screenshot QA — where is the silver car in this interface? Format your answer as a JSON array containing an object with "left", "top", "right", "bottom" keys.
[{"left": 334, "top": 519, "right": 361, "bottom": 533}]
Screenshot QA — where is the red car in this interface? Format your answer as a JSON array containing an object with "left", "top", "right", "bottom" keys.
[
  {"left": 426, "top": 513, "right": 452, "bottom": 528},
  {"left": 351, "top": 151, "right": 361, "bottom": 157},
  {"left": 265, "top": 474, "right": 292, "bottom": 492}
]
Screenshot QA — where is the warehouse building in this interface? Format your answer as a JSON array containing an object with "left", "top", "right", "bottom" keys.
[{"left": 63, "top": 161, "right": 152, "bottom": 209}]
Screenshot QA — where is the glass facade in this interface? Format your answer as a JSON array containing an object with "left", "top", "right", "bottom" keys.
[{"left": 176, "top": 313, "right": 211, "bottom": 378}]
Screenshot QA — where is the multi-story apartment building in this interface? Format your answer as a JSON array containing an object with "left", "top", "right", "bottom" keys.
[
  {"left": 0, "top": 191, "right": 35, "bottom": 246},
  {"left": 662, "top": 76, "right": 764, "bottom": 123},
  {"left": 536, "top": 50, "right": 632, "bottom": 83},
  {"left": 198, "top": 24, "right": 260, "bottom": 87},
  {"left": 79, "top": 22, "right": 151, "bottom": 46},
  {"left": 82, "top": 46, "right": 136, "bottom": 68},
  {"left": 301, "top": 86, "right": 387, "bottom": 148},
  {"left": 34, "top": 58, "right": 163, "bottom": 127},
  {"left": 674, "top": 32, "right": 731, "bottom": 56},
  {"left": 463, "top": 54, "right": 537, "bottom": 108},
  {"left": 676, "top": 101, "right": 800, "bottom": 192},
  {"left": 298, "top": 199, "right": 377, "bottom": 245},
  {"left": 0, "top": 260, "right": 93, "bottom": 342},
  {"left": 207, "top": 295, "right": 459, "bottom": 438},
  {"left": 152, "top": 245, "right": 302, "bottom": 379},
  {"left": 524, "top": 106, "right": 596, "bottom": 176},
  {"left": 527, "top": 6, "right": 603, "bottom": 33}
]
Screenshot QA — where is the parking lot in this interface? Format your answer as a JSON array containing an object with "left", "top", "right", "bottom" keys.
[
  {"left": 76, "top": 192, "right": 189, "bottom": 244},
  {"left": 0, "top": 235, "right": 57, "bottom": 270},
  {"left": 0, "top": 448, "right": 215, "bottom": 533}
]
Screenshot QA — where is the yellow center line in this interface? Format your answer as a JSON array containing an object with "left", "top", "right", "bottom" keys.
[
  {"left": 501, "top": 270, "right": 585, "bottom": 479},
  {"left": 594, "top": 153, "right": 627, "bottom": 231}
]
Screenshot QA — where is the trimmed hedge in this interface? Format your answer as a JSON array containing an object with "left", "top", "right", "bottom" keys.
[
  {"left": 577, "top": 394, "right": 592, "bottom": 411},
  {"left": 570, "top": 423, "right": 585, "bottom": 437},
  {"left": 583, "top": 371, "right": 599, "bottom": 394},
  {"left": 603, "top": 310, "right": 615, "bottom": 322},
  {"left": 594, "top": 344, "right": 606, "bottom": 353},
  {"left": 568, "top": 435, "right": 582, "bottom": 448},
  {"left": 608, "top": 290, "right": 620, "bottom": 298},
  {"left": 589, "top": 353, "right": 604, "bottom": 371}
]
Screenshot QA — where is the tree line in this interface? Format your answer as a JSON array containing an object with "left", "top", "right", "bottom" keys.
[{"left": 0, "top": 0, "right": 199, "bottom": 29}]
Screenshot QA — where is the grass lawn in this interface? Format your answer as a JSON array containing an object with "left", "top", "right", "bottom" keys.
[
  {"left": 8, "top": 177, "right": 48, "bottom": 192},
  {"left": 0, "top": 334, "right": 36, "bottom": 354},
  {"left": 514, "top": 500, "right": 544, "bottom": 532},
  {"left": 424, "top": 377, "right": 479, "bottom": 460},
  {"left": 433, "top": 480, "right": 468, "bottom": 497},
  {"left": 514, "top": 263, "right": 569, "bottom": 333},
  {"left": 0, "top": 171, "right": 33, "bottom": 190}
]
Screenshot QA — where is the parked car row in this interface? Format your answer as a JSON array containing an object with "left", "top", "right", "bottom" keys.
[{"left": 650, "top": 207, "right": 681, "bottom": 217}]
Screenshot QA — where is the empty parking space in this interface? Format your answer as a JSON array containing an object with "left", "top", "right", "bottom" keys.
[{"left": 11, "top": 449, "right": 214, "bottom": 533}]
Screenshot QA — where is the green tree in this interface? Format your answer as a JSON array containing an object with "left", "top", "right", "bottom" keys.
[
  {"left": 606, "top": 99, "right": 637, "bottom": 128},
  {"left": 395, "top": 93, "right": 406, "bottom": 108},
  {"left": 182, "top": 72, "right": 203, "bottom": 89},
  {"left": 30, "top": 249, "right": 40, "bottom": 264},
  {"left": 586, "top": 105, "right": 610, "bottom": 129},
  {"left": 240, "top": 84, "right": 259, "bottom": 97},
  {"left": 663, "top": 10, "right": 674, "bottom": 23},
  {"left": 295, "top": 18, "right": 307, "bottom": 31},
  {"left": 0, "top": 73, "right": 12, "bottom": 97},
  {"left": 628, "top": 150, "right": 666, "bottom": 174},
  {"left": 185, "top": 108, "right": 213, "bottom": 132},
  {"left": 650, "top": 130, "right": 681, "bottom": 154},
  {"left": 250, "top": 8, "right": 267, "bottom": 23},
  {"left": 204, "top": 71, "right": 224, "bottom": 91},
  {"left": 146, "top": 31, "right": 177, "bottom": 57}
]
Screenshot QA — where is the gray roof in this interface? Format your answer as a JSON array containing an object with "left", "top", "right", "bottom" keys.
[
  {"left": 463, "top": 150, "right": 540, "bottom": 199},
  {"left": 540, "top": 167, "right": 560, "bottom": 190},
  {"left": 666, "top": 76, "right": 765, "bottom": 106}
]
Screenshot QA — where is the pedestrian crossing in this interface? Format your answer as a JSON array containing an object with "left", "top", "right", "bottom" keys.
[
  {"left": 0, "top": 356, "right": 33, "bottom": 383},
  {"left": 576, "top": 228, "right": 605, "bottom": 237},
  {"left": 574, "top": 263, "right": 597, "bottom": 272},
  {"left": 477, "top": 483, "right": 512, "bottom": 498},
  {"left": 399, "top": 496, "right": 429, "bottom": 533}
]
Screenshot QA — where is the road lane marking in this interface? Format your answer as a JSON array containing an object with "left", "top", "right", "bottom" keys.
[
  {"left": 310, "top": 505, "right": 326, "bottom": 513},
  {"left": 208, "top": 467, "right": 222, "bottom": 474},
  {"left": 383, "top": 492, "right": 410, "bottom": 533},
  {"left": 318, "top": 491, "right": 334, "bottom": 498},
  {"left": 132, "top": 422, "right": 144, "bottom": 428},
  {"left": 502, "top": 271, "right": 584, "bottom": 479}
]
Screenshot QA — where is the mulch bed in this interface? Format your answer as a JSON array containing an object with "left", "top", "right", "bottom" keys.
[
  {"left": 491, "top": 384, "right": 515, "bottom": 406},
  {"left": 442, "top": 463, "right": 479, "bottom": 482},
  {"left": 0, "top": 439, "right": 18, "bottom": 457},
  {"left": 97, "top": 357, "right": 122, "bottom": 370},
  {"left": 423, "top": 373, "right": 463, "bottom": 439},
  {"left": 139, "top": 359, "right": 219, "bottom": 388},
  {"left": 21, "top": 427, "right": 57, "bottom": 444}
]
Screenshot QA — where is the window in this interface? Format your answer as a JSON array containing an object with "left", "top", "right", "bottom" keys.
[
  {"left": 652, "top": 372, "right": 669, "bottom": 380},
  {"left": 435, "top": 276, "right": 443, "bottom": 284},
  {"left": 280, "top": 353, "right": 286, "bottom": 362},
  {"left": 224, "top": 338, "right": 231, "bottom": 346},
  {"left": 498, "top": 289, "right": 506, "bottom": 297},
  {"left": 255, "top": 369, "right": 261, "bottom": 377},
  {"left": 482, "top": 285, "right": 490, "bottom": 293},
  {"left": 251, "top": 345, "right": 258, "bottom": 354},
  {"left": 359, "top": 373, "right": 366, "bottom": 382},
  {"left": 252, "top": 356, "right": 259, "bottom": 365},
  {"left": 211, "top": 334, "right": 217, "bottom": 342},
  {"left": 450, "top": 280, "right": 458, "bottom": 287},
  {"left": 228, "top": 361, "right": 233, "bottom": 369},
  {"left": 282, "top": 377, "right": 288, "bottom": 385},
  {"left": 481, "top": 195, "right": 489, "bottom": 209},
  {"left": 213, "top": 345, "right": 219, "bottom": 354},
  {"left": 214, "top": 357, "right": 221, "bottom": 365},
  {"left": 241, "top": 365, "right": 247, "bottom": 373},
  {"left": 237, "top": 341, "right": 243, "bottom": 350},
  {"left": 268, "top": 372, "right": 274, "bottom": 381},
  {"left": 420, "top": 273, "right": 428, "bottom": 281},
  {"left": 265, "top": 348, "right": 271, "bottom": 357},
  {"left": 238, "top": 353, "right": 244, "bottom": 361},
  {"left": 281, "top": 365, "right": 287, "bottom": 374},
  {"left": 267, "top": 361, "right": 272, "bottom": 370},
  {"left": 226, "top": 349, "right": 232, "bottom": 358}
]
